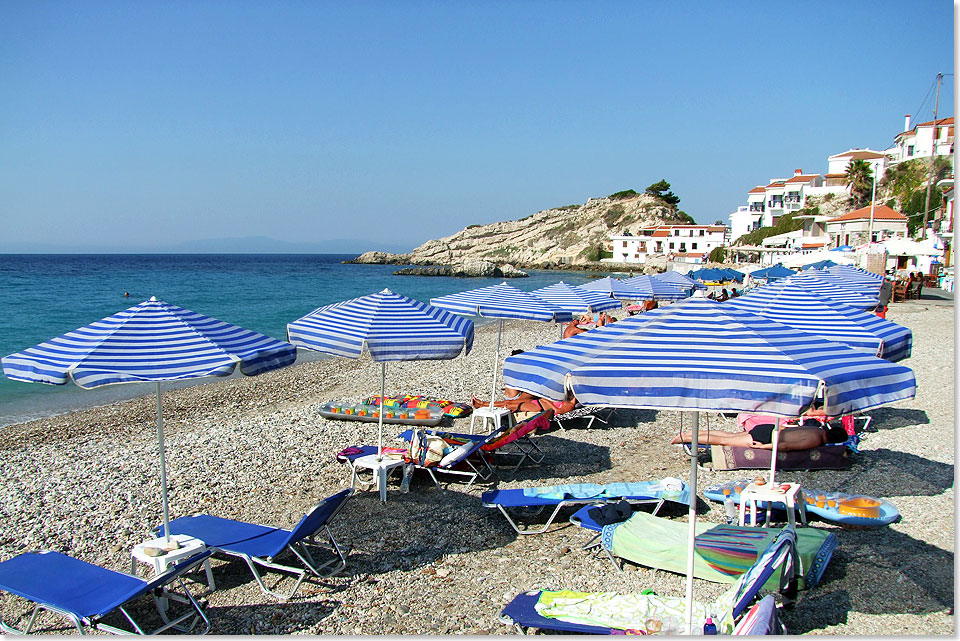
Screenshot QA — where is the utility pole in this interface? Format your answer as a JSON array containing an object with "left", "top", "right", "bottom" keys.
[
  {"left": 921, "top": 73, "right": 943, "bottom": 240},
  {"left": 868, "top": 166, "right": 878, "bottom": 243}
]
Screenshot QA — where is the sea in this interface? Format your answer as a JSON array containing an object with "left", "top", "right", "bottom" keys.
[{"left": 0, "top": 254, "right": 623, "bottom": 427}]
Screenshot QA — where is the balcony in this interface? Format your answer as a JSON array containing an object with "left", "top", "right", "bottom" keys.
[{"left": 748, "top": 204, "right": 765, "bottom": 212}]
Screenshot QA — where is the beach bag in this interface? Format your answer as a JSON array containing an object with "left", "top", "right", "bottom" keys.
[{"left": 406, "top": 429, "right": 446, "bottom": 467}]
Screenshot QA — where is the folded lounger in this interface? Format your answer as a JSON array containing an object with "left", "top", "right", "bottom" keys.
[
  {"left": 396, "top": 427, "right": 503, "bottom": 490},
  {"left": 552, "top": 403, "right": 615, "bottom": 430},
  {"left": 159, "top": 488, "right": 353, "bottom": 600},
  {"left": 499, "top": 527, "right": 799, "bottom": 634},
  {"left": 481, "top": 479, "right": 690, "bottom": 535},
  {"left": 577, "top": 508, "right": 836, "bottom": 590},
  {"left": 0, "top": 549, "right": 212, "bottom": 635}
]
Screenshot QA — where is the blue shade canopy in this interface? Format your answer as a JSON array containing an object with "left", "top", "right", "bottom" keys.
[
  {"left": 529, "top": 281, "right": 622, "bottom": 314},
  {"left": 2, "top": 296, "right": 297, "bottom": 388},
  {"left": 502, "top": 297, "right": 916, "bottom": 417},
  {"left": 579, "top": 276, "right": 649, "bottom": 300},
  {"left": 799, "top": 259, "right": 838, "bottom": 270},
  {"left": 287, "top": 289, "right": 474, "bottom": 361},
  {"left": 800, "top": 270, "right": 883, "bottom": 298},
  {"left": 429, "top": 281, "right": 573, "bottom": 322},
  {"left": 749, "top": 264, "right": 796, "bottom": 281},
  {"left": 687, "top": 267, "right": 729, "bottom": 282},
  {"left": 622, "top": 274, "right": 689, "bottom": 301},
  {"left": 724, "top": 286, "right": 913, "bottom": 361}
]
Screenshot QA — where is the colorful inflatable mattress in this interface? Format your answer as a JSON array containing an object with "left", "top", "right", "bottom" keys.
[
  {"left": 320, "top": 402, "right": 443, "bottom": 427},
  {"left": 704, "top": 479, "right": 900, "bottom": 527}
]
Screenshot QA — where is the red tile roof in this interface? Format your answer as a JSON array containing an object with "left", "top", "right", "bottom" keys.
[
  {"left": 897, "top": 116, "right": 955, "bottom": 138},
  {"left": 827, "top": 204, "right": 907, "bottom": 223},
  {"left": 785, "top": 174, "right": 820, "bottom": 183},
  {"left": 766, "top": 182, "right": 785, "bottom": 189},
  {"left": 801, "top": 242, "right": 826, "bottom": 249},
  {"left": 748, "top": 186, "right": 767, "bottom": 194}
]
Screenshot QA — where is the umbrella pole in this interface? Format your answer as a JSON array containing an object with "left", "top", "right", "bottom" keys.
[
  {"left": 769, "top": 422, "right": 782, "bottom": 485},
  {"left": 683, "top": 411, "right": 699, "bottom": 635},
  {"left": 156, "top": 382, "right": 171, "bottom": 544},
  {"left": 489, "top": 319, "right": 503, "bottom": 407},
  {"left": 377, "top": 363, "right": 386, "bottom": 461}
]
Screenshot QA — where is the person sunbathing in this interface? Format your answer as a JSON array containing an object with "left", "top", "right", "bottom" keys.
[
  {"left": 670, "top": 421, "right": 849, "bottom": 451},
  {"left": 471, "top": 392, "right": 578, "bottom": 415},
  {"left": 562, "top": 321, "right": 587, "bottom": 339}
]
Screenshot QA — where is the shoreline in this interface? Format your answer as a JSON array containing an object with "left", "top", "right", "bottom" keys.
[{"left": 0, "top": 301, "right": 953, "bottom": 635}]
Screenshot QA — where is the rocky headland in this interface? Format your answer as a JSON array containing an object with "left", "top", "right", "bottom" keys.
[{"left": 349, "top": 191, "right": 691, "bottom": 273}]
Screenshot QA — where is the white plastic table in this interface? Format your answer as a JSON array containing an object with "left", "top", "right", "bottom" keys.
[
  {"left": 738, "top": 482, "right": 807, "bottom": 528},
  {"left": 131, "top": 533, "right": 216, "bottom": 597},
  {"left": 350, "top": 453, "right": 406, "bottom": 502},
  {"left": 470, "top": 405, "right": 515, "bottom": 435}
]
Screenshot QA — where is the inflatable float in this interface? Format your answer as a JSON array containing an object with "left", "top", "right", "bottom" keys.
[
  {"left": 704, "top": 479, "right": 900, "bottom": 527},
  {"left": 320, "top": 402, "right": 443, "bottom": 427}
]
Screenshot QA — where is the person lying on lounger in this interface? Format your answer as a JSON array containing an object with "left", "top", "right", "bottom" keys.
[
  {"left": 471, "top": 391, "right": 579, "bottom": 415},
  {"left": 670, "top": 421, "right": 849, "bottom": 451}
]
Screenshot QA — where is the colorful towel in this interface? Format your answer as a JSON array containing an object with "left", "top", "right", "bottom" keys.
[{"left": 521, "top": 478, "right": 689, "bottom": 503}]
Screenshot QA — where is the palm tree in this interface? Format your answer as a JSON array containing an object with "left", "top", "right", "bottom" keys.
[{"left": 844, "top": 159, "right": 874, "bottom": 208}]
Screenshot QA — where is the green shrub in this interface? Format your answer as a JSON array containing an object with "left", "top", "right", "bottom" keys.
[
  {"left": 603, "top": 204, "right": 625, "bottom": 227},
  {"left": 608, "top": 189, "right": 639, "bottom": 200},
  {"left": 466, "top": 224, "right": 481, "bottom": 229},
  {"left": 708, "top": 246, "right": 727, "bottom": 263}
]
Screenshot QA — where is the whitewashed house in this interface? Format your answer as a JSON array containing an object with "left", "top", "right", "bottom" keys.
[
  {"left": 823, "top": 204, "right": 908, "bottom": 248},
  {"left": 609, "top": 224, "right": 727, "bottom": 264},
  {"left": 889, "top": 115, "right": 954, "bottom": 163}
]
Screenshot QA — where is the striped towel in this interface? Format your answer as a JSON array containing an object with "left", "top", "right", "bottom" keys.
[{"left": 694, "top": 525, "right": 770, "bottom": 576}]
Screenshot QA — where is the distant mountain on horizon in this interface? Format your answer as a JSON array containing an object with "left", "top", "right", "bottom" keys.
[{"left": 0, "top": 236, "right": 412, "bottom": 255}]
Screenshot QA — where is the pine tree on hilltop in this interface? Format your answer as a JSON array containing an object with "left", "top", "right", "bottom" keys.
[{"left": 645, "top": 179, "right": 681, "bottom": 206}]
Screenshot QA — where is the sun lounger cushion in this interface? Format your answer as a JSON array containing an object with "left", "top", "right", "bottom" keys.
[
  {"left": 480, "top": 411, "right": 551, "bottom": 450},
  {"left": 602, "top": 510, "right": 836, "bottom": 590},
  {"left": 709, "top": 443, "right": 852, "bottom": 471}
]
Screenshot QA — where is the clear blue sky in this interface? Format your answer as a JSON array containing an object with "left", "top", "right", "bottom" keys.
[{"left": 1, "top": 1, "right": 954, "bottom": 252}]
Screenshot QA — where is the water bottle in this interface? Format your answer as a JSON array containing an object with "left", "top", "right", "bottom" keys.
[
  {"left": 724, "top": 493, "right": 738, "bottom": 524},
  {"left": 703, "top": 615, "right": 717, "bottom": 635}
]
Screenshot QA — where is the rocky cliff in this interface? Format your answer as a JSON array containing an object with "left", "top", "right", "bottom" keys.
[{"left": 352, "top": 192, "right": 690, "bottom": 269}]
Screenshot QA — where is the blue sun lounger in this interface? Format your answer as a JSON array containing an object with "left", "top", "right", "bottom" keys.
[
  {"left": 481, "top": 479, "right": 690, "bottom": 535},
  {"left": 499, "top": 527, "right": 798, "bottom": 634},
  {"left": 0, "top": 549, "right": 212, "bottom": 635},
  {"left": 159, "top": 488, "right": 353, "bottom": 600}
]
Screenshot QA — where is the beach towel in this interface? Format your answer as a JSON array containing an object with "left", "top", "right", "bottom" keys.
[
  {"left": 603, "top": 510, "right": 836, "bottom": 590},
  {"left": 522, "top": 478, "right": 687, "bottom": 502}
]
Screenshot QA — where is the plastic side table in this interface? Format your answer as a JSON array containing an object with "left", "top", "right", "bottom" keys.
[
  {"left": 738, "top": 482, "right": 808, "bottom": 528},
  {"left": 350, "top": 454, "right": 406, "bottom": 502},
  {"left": 131, "top": 533, "right": 216, "bottom": 593},
  {"left": 470, "top": 405, "right": 515, "bottom": 435}
]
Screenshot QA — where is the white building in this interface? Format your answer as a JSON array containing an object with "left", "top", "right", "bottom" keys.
[
  {"left": 822, "top": 204, "right": 909, "bottom": 248},
  {"left": 609, "top": 224, "right": 727, "bottom": 264},
  {"left": 729, "top": 205, "right": 762, "bottom": 242},
  {"left": 889, "top": 115, "right": 954, "bottom": 163},
  {"left": 825, "top": 149, "right": 890, "bottom": 187}
]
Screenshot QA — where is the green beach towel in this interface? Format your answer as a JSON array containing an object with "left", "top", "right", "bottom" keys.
[{"left": 603, "top": 511, "right": 836, "bottom": 590}]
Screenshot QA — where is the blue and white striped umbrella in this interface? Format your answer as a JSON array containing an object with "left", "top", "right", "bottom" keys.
[
  {"left": 502, "top": 296, "right": 915, "bottom": 630},
  {"left": 529, "top": 281, "right": 622, "bottom": 315},
  {"left": 288, "top": 289, "right": 474, "bottom": 457},
  {"left": 725, "top": 286, "right": 913, "bottom": 361},
  {"left": 430, "top": 282, "right": 572, "bottom": 407},
  {"left": 653, "top": 269, "right": 706, "bottom": 291},
  {"left": 502, "top": 297, "right": 915, "bottom": 416},
  {"left": 740, "top": 273, "right": 879, "bottom": 310},
  {"left": 579, "top": 276, "right": 648, "bottom": 300},
  {"left": 809, "top": 268, "right": 884, "bottom": 298},
  {"left": 623, "top": 274, "right": 690, "bottom": 301},
  {"left": 825, "top": 265, "right": 884, "bottom": 285},
  {"left": 1, "top": 296, "right": 298, "bottom": 540}
]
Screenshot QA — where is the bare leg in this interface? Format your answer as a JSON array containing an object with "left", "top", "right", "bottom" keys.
[{"left": 670, "top": 430, "right": 757, "bottom": 447}]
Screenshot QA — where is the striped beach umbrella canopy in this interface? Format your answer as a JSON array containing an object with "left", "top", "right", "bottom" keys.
[
  {"left": 724, "top": 286, "right": 913, "bottom": 361},
  {"left": 288, "top": 289, "right": 474, "bottom": 457},
  {"left": 430, "top": 282, "right": 571, "bottom": 407},
  {"left": 741, "top": 273, "right": 878, "bottom": 310},
  {"left": 825, "top": 264, "right": 884, "bottom": 285},
  {"left": 501, "top": 296, "right": 916, "bottom": 631},
  {"left": 1, "top": 296, "right": 298, "bottom": 541},
  {"left": 654, "top": 269, "right": 706, "bottom": 291},
  {"left": 529, "top": 281, "right": 622, "bottom": 315},
  {"left": 622, "top": 274, "right": 690, "bottom": 301},
  {"left": 579, "top": 276, "right": 649, "bottom": 300}
]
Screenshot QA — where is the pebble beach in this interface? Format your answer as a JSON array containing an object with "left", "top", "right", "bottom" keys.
[{"left": 0, "top": 297, "right": 953, "bottom": 635}]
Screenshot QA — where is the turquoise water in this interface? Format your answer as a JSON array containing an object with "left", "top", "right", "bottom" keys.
[{"left": 0, "top": 254, "right": 618, "bottom": 426}]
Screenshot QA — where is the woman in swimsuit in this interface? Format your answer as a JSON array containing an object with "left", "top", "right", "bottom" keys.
[{"left": 470, "top": 391, "right": 578, "bottom": 415}]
